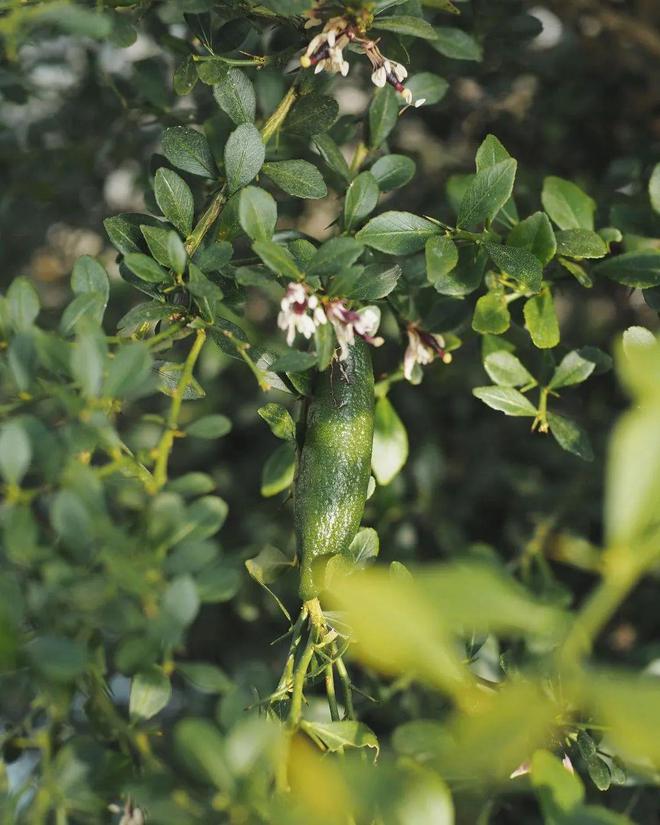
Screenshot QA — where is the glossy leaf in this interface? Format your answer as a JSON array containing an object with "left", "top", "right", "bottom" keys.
[
  {"left": 372, "top": 396, "right": 409, "bottom": 485},
  {"left": 357, "top": 211, "right": 439, "bottom": 254}
]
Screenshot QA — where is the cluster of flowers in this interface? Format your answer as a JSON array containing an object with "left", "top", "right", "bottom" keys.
[
  {"left": 278, "top": 283, "right": 450, "bottom": 379},
  {"left": 300, "top": 16, "right": 425, "bottom": 108},
  {"left": 277, "top": 283, "right": 383, "bottom": 360}
]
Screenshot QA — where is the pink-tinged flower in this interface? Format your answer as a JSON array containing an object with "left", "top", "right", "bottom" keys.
[
  {"left": 562, "top": 753, "right": 575, "bottom": 774},
  {"left": 300, "top": 17, "right": 351, "bottom": 76},
  {"left": 403, "top": 325, "right": 452, "bottom": 381},
  {"left": 326, "top": 301, "right": 384, "bottom": 360},
  {"left": 277, "top": 283, "right": 327, "bottom": 346},
  {"left": 363, "top": 43, "right": 425, "bottom": 107},
  {"left": 510, "top": 761, "right": 531, "bottom": 779}
]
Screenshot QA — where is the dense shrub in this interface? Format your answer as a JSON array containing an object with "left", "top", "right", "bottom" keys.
[{"left": 2, "top": 1, "right": 660, "bottom": 822}]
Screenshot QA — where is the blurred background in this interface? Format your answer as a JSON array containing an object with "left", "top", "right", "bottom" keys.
[{"left": 2, "top": 1, "right": 660, "bottom": 816}]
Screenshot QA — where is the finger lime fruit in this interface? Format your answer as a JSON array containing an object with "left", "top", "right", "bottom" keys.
[{"left": 295, "top": 339, "right": 375, "bottom": 600}]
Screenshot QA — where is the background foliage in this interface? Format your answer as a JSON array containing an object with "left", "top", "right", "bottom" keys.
[{"left": 2, "top": 0, "right": 660, "bottom": 822}]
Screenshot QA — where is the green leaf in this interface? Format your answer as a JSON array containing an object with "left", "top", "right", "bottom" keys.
[
  {"left": 369, "top": 85, "right": 399, "bottom": 149},
  {"left": 344, "top": 172, "right": 380, "bottom": 230},
  {"left": 258, "top": 402, "right": 296, "bottom": 440},
  {"left": 71, "top": 256, "right": 110, "bottom": 307},
  {"left": 315, "top": 321, "right": 335, "bottom": 371},
  {"left": 426, "top": 236, "right": 459, "bottom": 286},
  {"left": 129, "top": 666, "right": 172, "bottom": 721},
  {"left": 457, "top": 159, "right": 517, "bottom": 228},
  {"left": 213, "top": 68, "right": 256, "bottom": 124},
  {"left": 71, "top": 328, "right": 105, "bottom": 397},
  {"left": 168, "top": 231, "right": 187, "bottom": 276},
  {"left": 594, "top": 251, "right": 660, "bottom": 288},
  {"left": 507, "top": 212, "right": 557, "bottom": 265},
  {"left": 431, "top": 27, "right": 482, "bottom": 60},
  {"left": 140, "top": 224, "right": 171, "bottom": 268},
  {"left": 406, "top": 72, "right": 448, "bottom": 106},
  {"left": 556, "top": 229, "right": 607, "bottom": 259},
  {"left": 51, "top": 490, "right": 93, "bottom": 553},
  {"left": 371, "top": 15, "right": 439, "bottom": 39},
  {"left": 123, "top": 252, "right": 169, "bottom": 284},
  {"left": 224, "top": 123, "right": 265, "bottom": 195},
  {"left": 104, "top": 342, "right": 153, "bottom": 398},
  {"left": 261, "top": 441, "right": 296, "bottom": 497},
  {"left": 370, "top": 154, "right": 416, "bottom": 191},
  {"left": 585, "top": 755, "right": 611, "bottom": 791},
  {"left": 586, "top": 673, "right": 660, "bottom": 770},
  {"left": 308, "top": 237, "right": 364, "bottom": 276},
  {"left": 472, "top": 386, "right": 537, "bottom": 416},
  {"left": 162, "top": 574, "right": 200, "bottom": 628},
  {"left": 262, "top": 159, "right": 327, "bottom": 199},
  {"left": 154, "top": 168, "right": 194, "bottom": 236},
  {"left": 472, "top": 291, "right": 510, "bottom": 334},
  {"left": 238, "top": 186, "right": 277, "bottom": 242},
  {"left": 605, "top": 405, "right": 660, "bottom": 545},
  {"left": 174, "top": 55, "right": 197, "bottom": 96},
  {"left": 313, "top": 134, "right": 351, "bottom": 182},
  {"left": 245, "top": 545, "right": 295, "bottom": 585},
  {"left": 483, "top": 351, "right": 534, "bottom": 387},
  {"left": 7, "top": 277, "right": 39, "bottom": 331},
  {"left": 475, "top": 134, "right": 510, "bottom": 170},
  {"left": 155, "top": 360, "right": 205, "bottom": 399},
  {"left": 271, "top": 349, "right": 317, "bottom": 372},
  {"left": 531, "top": 750, "right": 584, "bottom": 820},
  {"left": 549, "top": 350, "right": 596, "bottom": 389},
  {"left": 649, "top": 162, "right": 660, "bottom": 215},
  {"left": 253, "top": 240, "right": 303, "bottom": 280},
  {"left": 301, "top": 720, "right": 379, "bottom": 756},
  {"left": 542, "top": 176, "right": 595, "bottom": 230},
  {"left": 372, "top": 396, "right": 409, "bottom": 485},
  {"left": 177, "top": 662, "right": 232, "bottom": 694},
  {"left": 60, "top": 293, "right": 106, "bottom": 335},
  {"left": 286, "top": 94, "right": 338, "bottom": 137},
  {"left": 484, "top": 242, "right": 543, "bottom": 292},
  {"left": 0, "top": 421, "right": 31, "bottom": 485},
  {"left": 347, "top": 527, "right": 380, "bottom": 566},
  {"left": 346, "top": 263, "right": 401, "bottom": 300},
  {"left": 104, "top": 212, "right": 160, "bottom": 255},
  {"left": 547, "top": 412, "right": 594, "bottom": 461},
  {"left": 524, "top": 288, "right": 560, "bottom": 349},
  {"left": 186, "top": 414, "right": 232, "bottom": 439},
  {"left": 197, "top": 61, "right": 227, "bottom": 85},
  {"left": 357, "top": 211, "right": 439, "bottom": 254},
  {"left": 27, "top": 635, "right": 87, "bottom": 683},
  {"left": 560, "top": 256, "right": 593, "bottom": 288},
  {"left": 174, "top": 718, "right": 231, "bottom": 789},
  {"left": 162, "top": 126, "right": 217, "bottom": 178}
]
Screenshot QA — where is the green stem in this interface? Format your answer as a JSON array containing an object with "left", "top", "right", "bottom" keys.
[
  {"left": 287, "top": 635, "right": 316, "bottom": 729},
  {"left": 185, "top": 189, "right": 227, "bottom": 257},
  {"left": 193, "top": 54, "right": 269, "bottom": 67},
  {"left": 559, "top": 552, "right": 640, "bottom": 665},
  {"left": 349, "top": 141, "right": 369, "bottom": 176},
  {"left": 334, "top": 649, "right": 355, "bottom": 720},
  {"left": 151, "top": 328, "right": 207, "bottom": 491},
  {"left": 261, "top": 84, "right": 298, "bottom": 145},
  {"left": 325, "top": 664, "right": 340, "bottom": 722}
]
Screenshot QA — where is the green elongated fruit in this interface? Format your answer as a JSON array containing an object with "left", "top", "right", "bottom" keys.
[{"left": 295, "top": 339, "right": 375, "bottom": 601}]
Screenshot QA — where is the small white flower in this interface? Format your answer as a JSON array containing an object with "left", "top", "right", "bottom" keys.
[
  {"left": 390, "top": 60, "right": 407, "bottom": 82},
  {"left": 510, "top": 761, "right": 531, "bottom": 779},
  {"left": 371, "top": 66, "right": 387, "bottom": 87},
  {"left": 401, "top": 88, "right": 413, "bottom": 105},
  {"left": 326, "top": 301, "right": 384, "bottom": 360},
  {"left": 277, "top": 283, "right": 327, "bottom": 346},
  {"left": 403, "top": 326, "right": 451, "bottom": 381}
]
